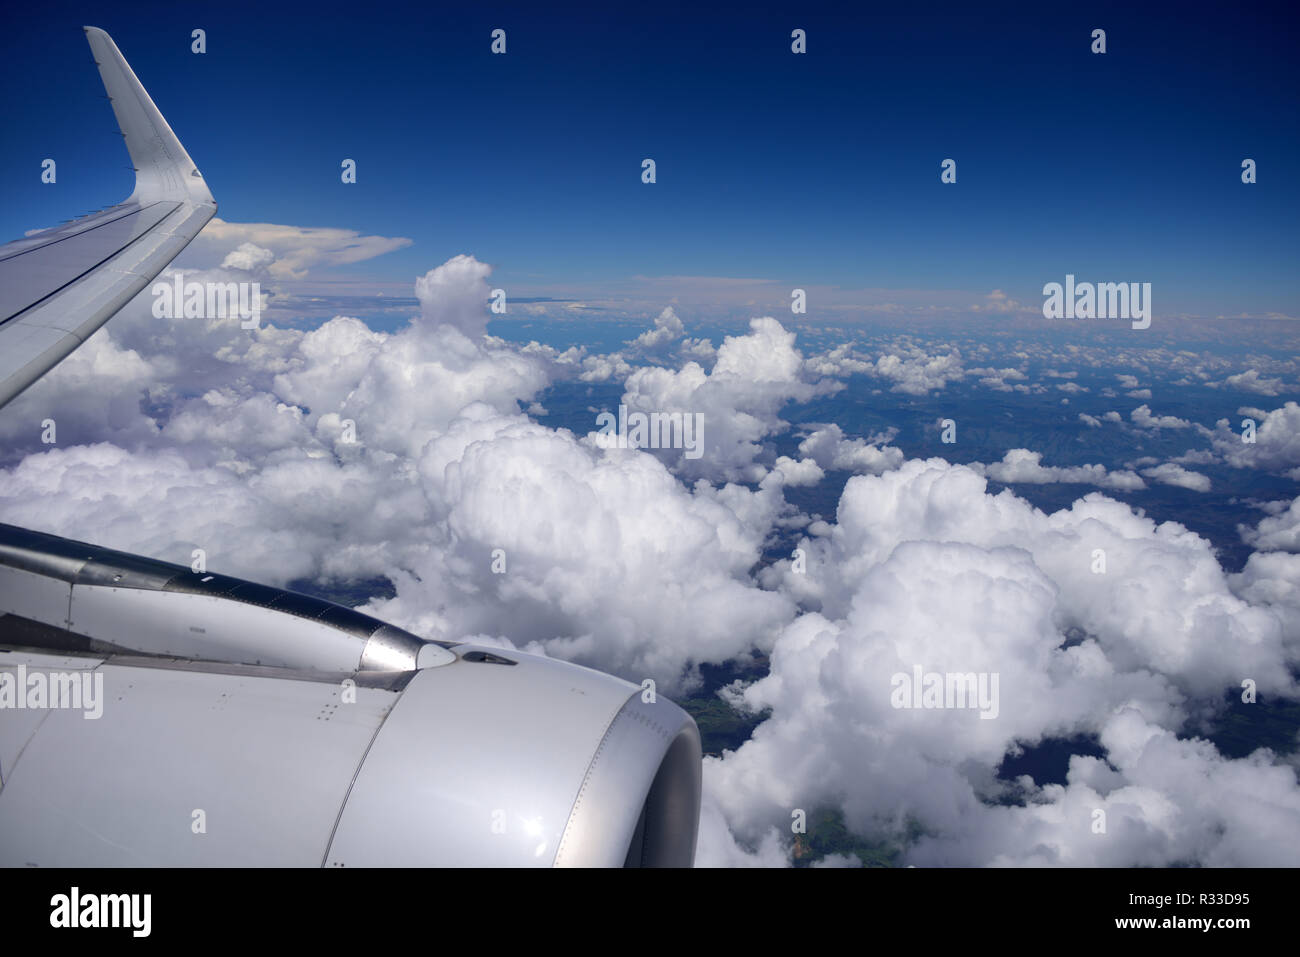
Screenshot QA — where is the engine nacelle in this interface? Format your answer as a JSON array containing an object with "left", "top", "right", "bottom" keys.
[{"left": 0, "top": 523, "right": 701, "bottom": 867}]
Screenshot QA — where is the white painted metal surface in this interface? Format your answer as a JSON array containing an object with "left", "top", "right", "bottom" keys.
[
  {"left": 0, "top": 27, "right": 217, "bottom": 410},
  {"left": 0, "top": 652, "right": 394, "bottom": 866},
  {"left": 0, "top": 645, "right": 702, "bottom": 867},
  {"left": 0, "top": 566, "right": 70, "bottom": 629},
  {"left": 68, "top": 585, "right": 374, "bottom": 672},
  {"left": 327, "top": 647, "right": 640, "bottom": 866}
]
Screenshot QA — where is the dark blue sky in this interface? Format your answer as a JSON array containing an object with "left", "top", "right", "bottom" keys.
[{"left": 3, "top": 1, "right": 1297, "bottom": 316}]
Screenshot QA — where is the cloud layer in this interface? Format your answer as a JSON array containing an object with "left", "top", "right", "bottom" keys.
[{"left": 2, "top": 237, "right": 1298, "bottom": 868}]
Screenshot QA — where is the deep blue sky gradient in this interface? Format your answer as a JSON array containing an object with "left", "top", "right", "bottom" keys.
[{"left": 2, "top": 1, "right": 1297, "bottom": 315}]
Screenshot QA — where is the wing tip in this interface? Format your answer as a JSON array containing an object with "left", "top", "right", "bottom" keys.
[{"left": 80, "top": 26, "right": 215, "bottom": 209}]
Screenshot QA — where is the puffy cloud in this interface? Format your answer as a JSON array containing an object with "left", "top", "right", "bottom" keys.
[
  {"left": 872, "top": 349, "right": 965, "bottom": 395},
  {"left": 1229, "top": 550, "right": 1300, "bottom": 642},
  {"left": 271, "top": 317, "right": 388, "bottom": 423},
  {"left": 765, "top": 460, "right": 1294, "bottom": 697},
  {"left": 909, "top": 707, "right": 1300, "bottom": 866},
  {"left": 371, "top": 405, "right": 797, "bottom": 686},
  {"left": 0, "top": 442, "right": 399, "bottom": 583},
  {"left": 0, "top": 329, "right": 160, "bottom": 455},
  {"left": 1170, "top": 448, "right": 1218, "bottom": 466},
  {"left": 1241, "top": 496, "right": 1300, "bottom": 552},
  {"left": 973, "top": 449, "right": 1145, "bottom": 491},
  {"left": 578, "top": 352, "right": 633, "bottom": 382},
  {"left": 971, "top": 289, "right": 1023, "bottom": 313},
  {"left": 1221, "top": 369, "right": 1288, "bottom": 396},
  {"left": 797, "top": 423, "right": 903, "bottom": 475},
  {"left": 770, "top": 456, "right": 826, "bottom": 486},
  {"left": 977, "top": 367, "right": 1028, "bottom": 392},
  {"left": 220, "top": 242, "right": 276, "bottom": 273},
  {"left": 695, "top": 794, "right": 789, "bottom": 867},
  {"left": 628, "top": 306, "right": 685, "bottom": 350},
  {"left": 1130, "top": 404, "right": 1191, "bottom": 430},
  {"left": 1210, "top": 402, "right": 1300, "bottom": 472},
  {"left": 714, "top": 460, "right": 1300, "bottom": 865},
  {"left": 618, "top": 317, "right": 822, "bottom": 481},
  {"left": 680, "top": 337, "right": 717, "bottom": 361},
  {"left": 0, "top": 250, "right": 799, "bottom": 694},
  {"left": 414, "top": 254, "right": 495, "bottom": 341},
  {"left": 1140, "top": 463, "right": 1211, "bottom": 493},
  {"left": 804, "top": 343, "right": 873, "bottom": 378}
]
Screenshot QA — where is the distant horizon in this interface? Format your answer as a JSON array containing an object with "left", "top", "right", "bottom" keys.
[{"left": 3, "top": 1, "right": 1297, "bottom": 319}]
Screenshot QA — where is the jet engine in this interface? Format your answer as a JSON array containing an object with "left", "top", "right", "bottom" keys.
[{"left": 0, "top": 522, "right": 702, "bottom": 866}]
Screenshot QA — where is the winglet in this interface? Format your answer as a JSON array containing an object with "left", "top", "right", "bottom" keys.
[{"left": 83, "top": 26, "right": 215, "bottom": 208}]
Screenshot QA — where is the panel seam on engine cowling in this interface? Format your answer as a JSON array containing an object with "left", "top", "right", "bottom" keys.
[
  {"left": 552, "top": 691, "right": 638, "bottom": 867},
  {"left": 318, "top": 672, "right": 415, "bottom": 867}
]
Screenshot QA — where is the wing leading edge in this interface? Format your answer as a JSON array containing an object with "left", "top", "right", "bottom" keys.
[{"left": 0, "top": 27, "right": 217, "bottom": 410}]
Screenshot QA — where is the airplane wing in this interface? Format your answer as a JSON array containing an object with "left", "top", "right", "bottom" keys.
[
  {"left": 0, "top": 29, "right": 702, "bottom": 868},
  {"left": 0, "top": 26, "right": 216, "bottom": 410}
]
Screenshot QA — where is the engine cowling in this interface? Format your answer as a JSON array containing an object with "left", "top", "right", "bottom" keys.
[{"left": 0, "top": 523, "right": 702, "bottom": 867}]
